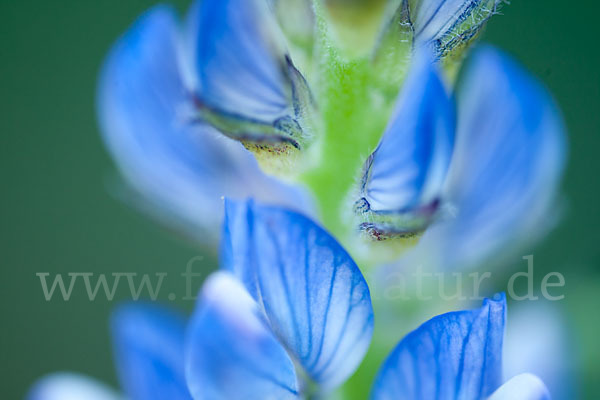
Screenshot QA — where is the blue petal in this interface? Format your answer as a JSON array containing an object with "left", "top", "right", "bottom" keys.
[
  {"left": 356, "top": 49, "right": 454, "bottom": 234},
  {"left": 185, "top": 272, "right": 298, "bottom": 400},
  {"left": 220, "top": 198, "right": 259, "bottom": 299},
  {"left": 371, "top": 294, "right": 506, "bottom": 400},
  {"left": 27, "top": 373, "right": 121, "bottom": 400},
  {"left": 425, "top": 46, "right": 567, "bottom": 269},
  {"left": 222, "top": 199, "right": 374, "bottom": 390},
  {"left": 488, "top": 374, "right": 551, "bottom": 400},
  {"left": 98, "top": 6, "right": 313, "bottom": 243},
  {"left": 111, "top": 304, "right": 191, "bottom": 400},
  {"left": 409, "top": 0, "right": 501, "bottom": 57},
  {"left": 192, "top": 0, "right": 288, "bottom": 118},
  {"left": 189, "top": 0, "right": 313, "bottom": 146}
]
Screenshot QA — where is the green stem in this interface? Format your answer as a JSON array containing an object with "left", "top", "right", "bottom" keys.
[{"left": 298, "top": 7, "right": 395, "bottom": 248}]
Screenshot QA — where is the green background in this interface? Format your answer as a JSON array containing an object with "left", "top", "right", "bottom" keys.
[{"left": 1, "top": 0, "right": 598, "bottom": 399}]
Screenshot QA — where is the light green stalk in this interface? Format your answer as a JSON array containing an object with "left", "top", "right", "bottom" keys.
[{"left": 299, "top": 1, "right": 402, "bottom": 248}]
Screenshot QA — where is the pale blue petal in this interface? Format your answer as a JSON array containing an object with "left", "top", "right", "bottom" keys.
[
  {"left": 27, "top": 373, "right": 121, "bottom": 400},
  {"left": 359, "top": 49, "right": 454, "bottom": 216},
  {"left": 185, "top": 272, "right": 298, "bottom": 400},
  {"left": 222, "top": 199, "right": 374, "bottom": 390},
  {"left": 190, "top": 0, "right": 308, "bottom": 126},
  {"left": 371, "top": 294, "right": 506, "bottom": 400},
  {"left": 503, "top": 302, "right": 578, "bottom": 400},
  {"left": 488, "top": 374, "right": 551, "bottom": 400},
  {"left": 111, "top": 304, "right": 191, "bottom": 400},
  {"left": 98, "top": 6, "right": 313, "bottom": 243},
  {"left": 220, "top": 198, "right": 259, "bottom": 299},
  {"left": 426, "top": 46, "right": 567, "bottom": 269}
]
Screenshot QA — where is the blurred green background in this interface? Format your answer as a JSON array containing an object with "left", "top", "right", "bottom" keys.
[{"left": 1, "top": 0, "right": 598, "bottom": 399}]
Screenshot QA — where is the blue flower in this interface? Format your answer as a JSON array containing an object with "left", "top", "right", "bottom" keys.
[
  {"left": 189, "top": 0, "right": 316, "bottom": 150},
  {"left": 29, "top": 200, "right": 552, "bottom": 400},
  {"left": 355, "top": 45, "right": 566, "bottom": 269},
  {"left": 355, "top": 49, "right": 455, "bottom": 237},
  {"left": 41, "top": 1, "right": 569, "bottom": 397},
  {"left": 98, "top": 3, "right": 314, "bottom": 245}
]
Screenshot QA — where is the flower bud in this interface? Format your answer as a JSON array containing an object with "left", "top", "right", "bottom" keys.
[
  {"left": 408, "top": 0, "right": 501, "bottom": 58},
  {"left": 191, "top": 0, "right": 318, "bottom": 174}
]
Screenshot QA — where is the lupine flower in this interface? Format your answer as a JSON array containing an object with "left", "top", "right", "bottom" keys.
[
  {"left": 354, "top": 45, "right": 566, "bottom": 269},
  {"left": 29, "top": 200, "right": 551, "bottom": 400},
  {"left": 98, "top": 0, "right": 566, "bottom": 271},
  {"left": 36, "top": 1, "right": 569, "bottom": 398},
  {"left": 98, "top": 3, "right": 315, "bottom": 244}
]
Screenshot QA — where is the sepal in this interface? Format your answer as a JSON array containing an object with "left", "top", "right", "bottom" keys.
[{"left": 408, "top": 0, "right": 501, "bottom": 59}]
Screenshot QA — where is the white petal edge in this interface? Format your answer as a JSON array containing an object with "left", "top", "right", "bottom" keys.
[
  {"left": 27, "top": 373, "right": 122, "bottom": 400},
  {"left": 488, "top": 374, "right": 551, "bottom": 400}
]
